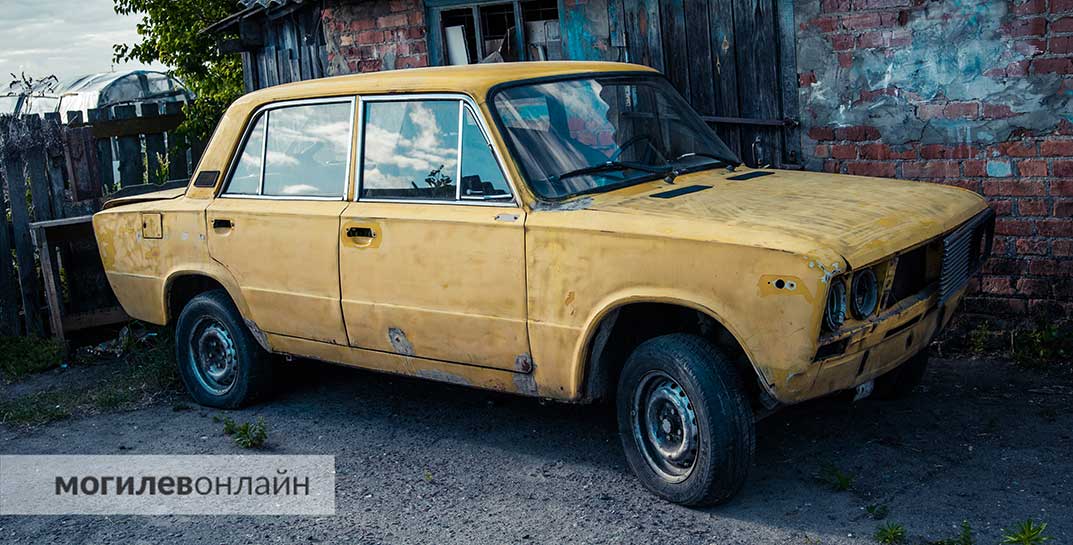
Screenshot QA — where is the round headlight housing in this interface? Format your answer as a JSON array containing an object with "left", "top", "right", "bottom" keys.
[
  {"left": 850, "top": 268, "right": 879, "bottom": 318},
  {"left": 823, "top": 278, "right": 847, "bottom": 332}
]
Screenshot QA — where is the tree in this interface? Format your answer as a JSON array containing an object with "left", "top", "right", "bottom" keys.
[{"left": 113, "top": 0, "right": 244, "bottom": 141}]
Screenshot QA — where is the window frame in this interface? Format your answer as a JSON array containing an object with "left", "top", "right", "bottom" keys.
[
  {"left": 220, "top": 96, "right": 357, "bottom": 201},
  {"left": 355, "top": 93, "right": 519, "bottom": 207}
]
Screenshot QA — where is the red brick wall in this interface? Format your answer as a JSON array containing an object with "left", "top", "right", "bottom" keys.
[
  {"left": 797, "top": 0, "right": 1073, "bottom": 317},
  {"left": 322, "top": 0, "right": 428, "bottom": 75}
]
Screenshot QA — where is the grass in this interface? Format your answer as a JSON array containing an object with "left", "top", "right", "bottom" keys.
[
  {"left": 222, "top": 416, "right": 268, "bottom": 449},
  {"left": 1001, "top": 519, "right": 1051, "bottom": 545},
  {"left": 0, "top": 336, "right": 64, "bottom": 381},
  {"left": 0, "top": 329, "right": 179, "bottom": 426},
  {"left": 927, "top": 520, "right": 974, "bottom": 545},
  {"left": 817, "top": 462, "right": 855, "bottom": 492},
  {"left": 1011, "top": 322, "right": 1071, "bottom": 369},
  {"left": 866, "top": 503, "right": 890, "bottom": 520},
  {"left": 874, "top": 522, "right": 906, "bottom": 544}
]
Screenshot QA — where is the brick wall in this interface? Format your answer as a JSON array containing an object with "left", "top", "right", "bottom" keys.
[
  {"left": 796, "top": 0, "right": 1073, "bottom": 317},
  {"left": 321, "top": 0, "right": 428, "bottom": 75}
]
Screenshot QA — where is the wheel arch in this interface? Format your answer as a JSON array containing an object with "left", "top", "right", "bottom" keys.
[{"left": 574, "top": 294, "right": 772, "bottom": 406}]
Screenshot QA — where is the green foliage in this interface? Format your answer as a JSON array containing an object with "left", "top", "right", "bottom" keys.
[
  {"left": 1012, "top": 322, "right": 1071, "bottom": 368},
  {"left": 0, "top": 329, "right": 178, "bottom": 426},
  {"left": 1002, "top": 519, "right": 1052, "bottom": 545},
  {"left": 927, "top": 520, "right": 975, "bottom": 545},
  {"left": 817, "top": 462, "right": 855, "bottom": 492},
  {"left": 112, "top": 0, "right": 245, "bottom": 141},
  {"left": 874, "top": 522, "right": 906, "bottom": 545},
  {"left": 866, "top": 503, "right": 890, "bottom": 520},
  {"left": 222, "top": 416, "right": 267, "bottom": 448},
  {"left": 0, "top": 336, "right": 64, "bottom": 381},
  {"left": 968, "top": 321, "right": 990, "bottom": 354}
]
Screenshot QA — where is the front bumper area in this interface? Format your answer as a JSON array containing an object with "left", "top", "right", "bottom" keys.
[{"left": 810, "top": 286, "right": 960, "bottom": 396}]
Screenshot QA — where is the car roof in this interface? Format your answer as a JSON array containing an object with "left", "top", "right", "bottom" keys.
[{"left": 233, "top": 61, "right": 658, "bottom": 108}]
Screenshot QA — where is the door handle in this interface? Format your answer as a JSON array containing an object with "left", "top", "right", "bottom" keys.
[
  {"left": 212, "top": 218, "right": 233, "bottom": 230},
  {"left": 346, "top": 226, "right": 376, "bottom": 239}
]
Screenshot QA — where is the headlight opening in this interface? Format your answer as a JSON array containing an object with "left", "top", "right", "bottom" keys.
[
  {"left": 823, "top": 278, "right": 847, "bottom": 332},
  {"left": 850, "top": 268, "right": 879, "bottom": 319}
]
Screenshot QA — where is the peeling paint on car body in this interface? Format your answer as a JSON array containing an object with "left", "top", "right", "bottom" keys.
[{"left": 91, "top": 62, "right": 989, "bottom": 407}]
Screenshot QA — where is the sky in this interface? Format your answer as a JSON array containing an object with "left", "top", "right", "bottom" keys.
[{"left": 0, "top": 0, "right": 165, "bottom": 88}]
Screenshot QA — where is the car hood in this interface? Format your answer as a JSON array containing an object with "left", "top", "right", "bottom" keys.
[{"left": 580, "top": 168, "right": 988, "bottom": 267}]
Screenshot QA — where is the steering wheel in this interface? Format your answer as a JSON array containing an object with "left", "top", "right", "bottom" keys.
[{"left": 610, "top": 134, "right": 668, "bottom": 164}]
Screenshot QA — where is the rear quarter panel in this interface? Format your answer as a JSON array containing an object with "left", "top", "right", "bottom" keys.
[{"left": 94, "top": 196, "right": 239, "bottom": 325}]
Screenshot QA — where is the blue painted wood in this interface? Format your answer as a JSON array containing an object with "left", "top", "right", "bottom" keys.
[{"left": 558, "top": 0, "right": 612, "bottom": 62}]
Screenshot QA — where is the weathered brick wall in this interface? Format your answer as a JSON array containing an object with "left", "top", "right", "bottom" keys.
[
  {"left": 796, "top": 0, "right": 1073, "bottom": 317},
  {"left": 321, "top": 0, "right": 428, "bottom": 75}
]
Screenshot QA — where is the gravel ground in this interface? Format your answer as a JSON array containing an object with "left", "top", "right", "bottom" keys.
[{"left": 2, "top": 354, "right": 1071, "bottom": 544}]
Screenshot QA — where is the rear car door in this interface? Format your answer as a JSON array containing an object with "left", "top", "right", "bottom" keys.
[
  {"left": 207, "top": 98, "right": 355, "bottom": 345},
  {"left": 339, "top": 95, "right": 529, "bottom": 370}
]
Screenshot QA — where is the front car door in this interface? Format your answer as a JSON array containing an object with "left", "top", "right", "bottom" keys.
[
  {"left": 207, "top": 98, "right": 355, "bottom": 345},
  {"left": 339, "top": 94, "right": 529, "bottom": 371}
]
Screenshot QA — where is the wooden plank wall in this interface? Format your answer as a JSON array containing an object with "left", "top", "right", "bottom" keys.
[
  {"left": 0, "top": 107, "right": 202, "bottom": 337},
  {"left": 559, "top": 0, "right": 801, "bottom": 167},
  {"left": 240, "top": 4, "right": 328, "bottom": 92}
]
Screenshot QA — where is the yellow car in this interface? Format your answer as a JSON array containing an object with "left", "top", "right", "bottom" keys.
[{"left": 93, "top": 61, "right": 993, "bottom": 505}]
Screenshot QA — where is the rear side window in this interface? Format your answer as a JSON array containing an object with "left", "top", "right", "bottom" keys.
[
  {"left": 226, "top": 114, "right": 265, "bottom": 195},
  {"left": 224, "top": 99, "right": 354, "bottom": 198}
]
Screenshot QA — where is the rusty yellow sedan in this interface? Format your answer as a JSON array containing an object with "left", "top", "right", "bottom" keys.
[{"left": 93, "top": 61, "right": 993, "bottom": 505}]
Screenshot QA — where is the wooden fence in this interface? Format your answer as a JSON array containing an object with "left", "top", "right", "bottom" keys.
[{"left": 0, "top": 104, "right": 203, "bottom": 338}]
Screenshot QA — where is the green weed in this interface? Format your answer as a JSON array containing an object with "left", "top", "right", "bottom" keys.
[
  {"left": 874, "top": 522, "right": 906, "bottom": 544},
  {"left": 1002, "top": 519, "right": 1051, "bottom": 545},
  {"left": 0, "top": 336, "right": 64, "bottom": 381},
  {"left": 817, "top": 462, "right": 855, "bottom": 492}
]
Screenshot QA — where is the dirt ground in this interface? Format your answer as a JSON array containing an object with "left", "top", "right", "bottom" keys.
[{"left": 2, "top": 353, "right": 1071, "bottom": 545}]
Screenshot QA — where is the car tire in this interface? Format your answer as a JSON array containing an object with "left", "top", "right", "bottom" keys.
[
  {"left": 175, "top": 289, "right": 274, "bottom": 408},
  {"left": 871, "top": 350, "right": 928, "bottom": 400},
  {"left": 616, "top": 333, "right": 755, "bottom": 506}
]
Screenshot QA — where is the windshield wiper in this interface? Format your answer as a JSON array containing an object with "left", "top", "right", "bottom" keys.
[
  {"left": 549, "top": 160, "right": 670, "bottom": 184},
  {"left": 661, "top": 152, "right": 739, "bottom": 184}
]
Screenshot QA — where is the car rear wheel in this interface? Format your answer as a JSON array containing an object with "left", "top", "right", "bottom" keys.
[
  {"left": 175, "top": 289, "right": 274, "bottom": 408},
  {"left": 872, "top": 350, "right": 928, "bottom": 400},
  {"left": 616, "top": 334, "right": 755, "bottom": 506}
]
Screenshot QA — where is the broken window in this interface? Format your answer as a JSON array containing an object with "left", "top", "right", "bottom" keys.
[{"left": 431, "top": 0, "right": 561, "bottom": 65}]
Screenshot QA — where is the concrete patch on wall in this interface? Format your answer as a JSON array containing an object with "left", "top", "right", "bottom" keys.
[{"left": 795, "top": 0, "right": 1073, "bottom": 316}]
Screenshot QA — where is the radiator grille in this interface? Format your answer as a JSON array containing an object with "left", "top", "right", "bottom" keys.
[{"left": 940, "top": 209, "right": 995, "bottom": 303}]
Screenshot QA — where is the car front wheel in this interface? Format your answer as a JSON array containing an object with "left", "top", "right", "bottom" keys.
[
  {"left": 616, "top": 334, "right": 755, "bottom": 506},
  {"left": 175, "top": 289, "right": 274, "bottom": 408}
]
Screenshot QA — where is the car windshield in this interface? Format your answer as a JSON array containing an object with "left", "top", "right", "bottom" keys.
[{"left": 491, "top": 74, "right": 740, "bottom": 200}]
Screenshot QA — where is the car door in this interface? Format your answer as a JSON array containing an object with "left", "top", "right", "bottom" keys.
[
  {"left": 339, "top": 95, "right": 529, "bottom": 371},
  {"left": 207, "top": 98, "right": 355, "bottom": 345}
]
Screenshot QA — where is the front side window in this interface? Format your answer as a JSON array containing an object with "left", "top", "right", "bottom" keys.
[
  {"left": 491, "top": 74, "right": 740, "bottom": 200},
  {"left": 460, "top": 108, "right": 511, "bottom": 199},
  {"left": 361, "top": 100, "right": 459, "bottom": 200},
  {"left": 360, "top": 98, "right": 512, "bottom": 202},
  {"left": 223, "top": 100, "right": 353, "bottom": 198}
]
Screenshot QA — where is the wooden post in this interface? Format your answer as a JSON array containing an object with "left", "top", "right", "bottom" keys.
[
  {"left": 0, "top": 160, "right": 19, "bottom": 335},
  {"left": 2, "top": 152, "right": 45, "bottom": 336},
  {"left": 142, "top": 102, "right": 166, "bottom": 184},
  {"left": 32, "top": 226, "right": 64, "bottom": 342},
  {"left": 164, "top": 102, "right": 190, "bottom": 179},
  {"left": 113, "top": 105, "right": 143, "bottom": 187},
  {"left": 87, "top": 107, "right": 115, "bottom": 192},
  {"left": 22, "top": 115, "right": 55, "bottom": 221},
  {"left": 64, "top": 125, "right": 103, "bottom": 201}
]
